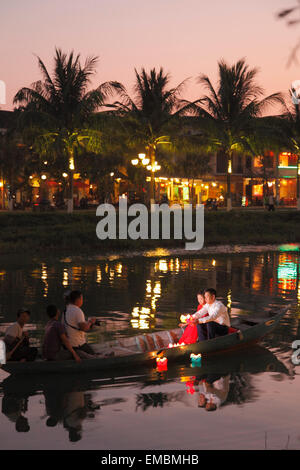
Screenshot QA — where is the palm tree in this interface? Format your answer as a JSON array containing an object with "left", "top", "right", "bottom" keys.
[
  {"left": 110, "top": 67, "right": 191, "bottom": 203},
  {"left": 194, "top": 59, "right": 282, "bottom": 210},
  {"left": 14, "top": 48, "right": 123, "bottom": 212}
]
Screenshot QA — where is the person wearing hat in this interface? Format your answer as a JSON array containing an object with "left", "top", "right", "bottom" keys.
[{"left": 4, "top": 309, "right": 38, "bottom": 362}]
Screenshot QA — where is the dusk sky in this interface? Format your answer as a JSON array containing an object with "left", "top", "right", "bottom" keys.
[{"left": 1, "top": 0, "right": 300, "bottom": 111}]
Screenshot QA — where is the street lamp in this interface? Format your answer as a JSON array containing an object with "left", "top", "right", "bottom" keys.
[
  {"left": 131, "top": 153, "right": 161, "bottom": 203},
  {"left": 146, "top": 162, "right": 161, "bottom": 172},
  {"left": 146, "top": 162, "right": 161, "bottom": 204}
]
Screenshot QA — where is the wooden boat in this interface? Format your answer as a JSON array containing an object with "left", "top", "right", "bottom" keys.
[{"left": 1, "top": 306, "right": 288, "bottom": 376}]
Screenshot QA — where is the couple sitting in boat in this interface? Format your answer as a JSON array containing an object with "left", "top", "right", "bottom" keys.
[{"left": 179, "top": 288, "right": 231, "bottom": 344}]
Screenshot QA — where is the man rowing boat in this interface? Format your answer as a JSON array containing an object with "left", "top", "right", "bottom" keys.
[{"left": 4, "top": 309, "right": 38, "bottom": 362}]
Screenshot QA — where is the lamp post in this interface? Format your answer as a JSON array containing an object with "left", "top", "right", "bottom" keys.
[
  {"left": 146, "top": 161, "right": 161, "bottom": 204},
  {"left": 67, "top": 155, "right": 75, "bottom": 213},
  {"left": 131, "top": 153, "right": 161, "bottom": 204},
  {"left": 131, "top": 153, "right": 151, "bottom": 202}
]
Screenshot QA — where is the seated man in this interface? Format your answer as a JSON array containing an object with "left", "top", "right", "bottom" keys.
[
  {"left": 43, "top": 305, "right": 81, "bottom": 362},
  {"left": 192, "top": 288, "right": 230, "bottom": 341},
  {"left": 62, "top": 290, "right": 97, "bottom": 359},
  {"left": 4, "top": 309, "right": 38, "bottom": 362}
]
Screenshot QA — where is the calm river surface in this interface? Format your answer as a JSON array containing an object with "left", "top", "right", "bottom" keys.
[{"left": 0, "top": 245, "right": 300, "bottom": 450}]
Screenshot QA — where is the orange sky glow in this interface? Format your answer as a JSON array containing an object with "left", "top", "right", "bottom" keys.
[{"left": 1, "top": 0, "right": 300, "bottom": 113}]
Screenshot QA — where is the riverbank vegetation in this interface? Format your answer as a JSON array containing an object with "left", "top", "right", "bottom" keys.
[{"left": 1, "top": 210, "right": 300, "bottom": 255}]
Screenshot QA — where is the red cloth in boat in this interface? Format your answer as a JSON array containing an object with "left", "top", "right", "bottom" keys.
[
  {"left": 179, "top": 304, "right": 208, "bottom": 345},
  {"left": 179, "top": 324, "right": 198, "bottom": 344}
]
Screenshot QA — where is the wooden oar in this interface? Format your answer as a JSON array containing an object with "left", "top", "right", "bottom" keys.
[{"left": 5, "top": 336, "right": 25, "bottom": 361}]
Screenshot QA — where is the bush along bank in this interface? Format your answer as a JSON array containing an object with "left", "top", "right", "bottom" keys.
[{"left": 1, "top": 210, "right": 300, "bottom": 255}]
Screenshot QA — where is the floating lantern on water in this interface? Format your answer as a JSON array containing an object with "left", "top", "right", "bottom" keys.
[
  {"left": 168, "top": 342, "right": 185, "bottom": 349},
  {"left": 185, "top": 380, "right": 196, "bottom": 395},
  {"left": 190, "top": 353, "right": 202, "bottom": 367},
  {"left": 156, "top": 356, "right": 168, "bottom": 371}
]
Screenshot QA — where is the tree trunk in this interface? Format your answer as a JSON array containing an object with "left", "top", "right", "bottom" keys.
[
  {"left": 226, "top": 152, "right": 232, "bottom": 211},
  {"left": 67, "top": 170, "right": 74, "bottom": 213},
  {"left": 297, "top": 154, "right": 300, "bottom": 211},
  {"left": 149, "top": 145, "right": 155, "bottom": 206},
  {"left": 67, "top": 151, "right": 75, "bottom": 213},
  {"left": 275, "top": 152, "right": 280, "bottom": 206},
  {"left": 0, "top": 173, "right": 5, "bottom": 210},
  {"left": 8, "top": 174, "right": 13, "bottom": 211}
]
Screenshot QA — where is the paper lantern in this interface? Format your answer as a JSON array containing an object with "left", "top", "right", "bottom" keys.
[
  {"left": 156, "top": 356, "right": 168, "bottom": 371},
  {"left": 190, "top": 353, "right": 202, "bottom": 367}
]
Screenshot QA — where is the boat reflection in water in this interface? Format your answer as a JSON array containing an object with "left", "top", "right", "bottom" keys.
[
  {"left": 0, "top": 345, "right": 290, "bottom": 442},
  {"left": 136, "top": 345, "right": 290, "bottom": 412}
]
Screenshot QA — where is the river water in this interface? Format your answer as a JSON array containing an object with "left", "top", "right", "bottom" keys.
[{"left": 0, "top": 245, "right": 300, "bottom": 450}]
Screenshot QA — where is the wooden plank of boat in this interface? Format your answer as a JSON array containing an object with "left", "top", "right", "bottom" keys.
[{"left": 2, "top": 307, "right": 288, "bottom": 376}]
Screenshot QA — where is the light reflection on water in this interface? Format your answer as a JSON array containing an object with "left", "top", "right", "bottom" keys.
[
  {"left": 0, "top": 248, "right": 300, "bottom": 448},
  {"left": 0, "top": 250, "right": 299, "bottom": 332}
]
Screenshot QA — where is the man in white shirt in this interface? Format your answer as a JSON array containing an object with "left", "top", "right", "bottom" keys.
[
  {"left": 192, "top": 288, "right": 230, "bottom": 341},
  {"left": 63, "top": 291, "right": 97, "bottom": 359}
]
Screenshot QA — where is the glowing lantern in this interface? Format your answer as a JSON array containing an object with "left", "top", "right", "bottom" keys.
[
  {"left": 168, "top": 342, "right": 185, "bottom": 349},
  {"left": 180, "top": 314, "right": 191, "bottom": 324},
  {"left": 185, "top": 380, "right": 196, "bottom": 394},
  {"left": 190, "top": 353, "right": 202, "bottom": 367},
  {"left": 156, "top": 356, "right": 168, "bottom": 371}
]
